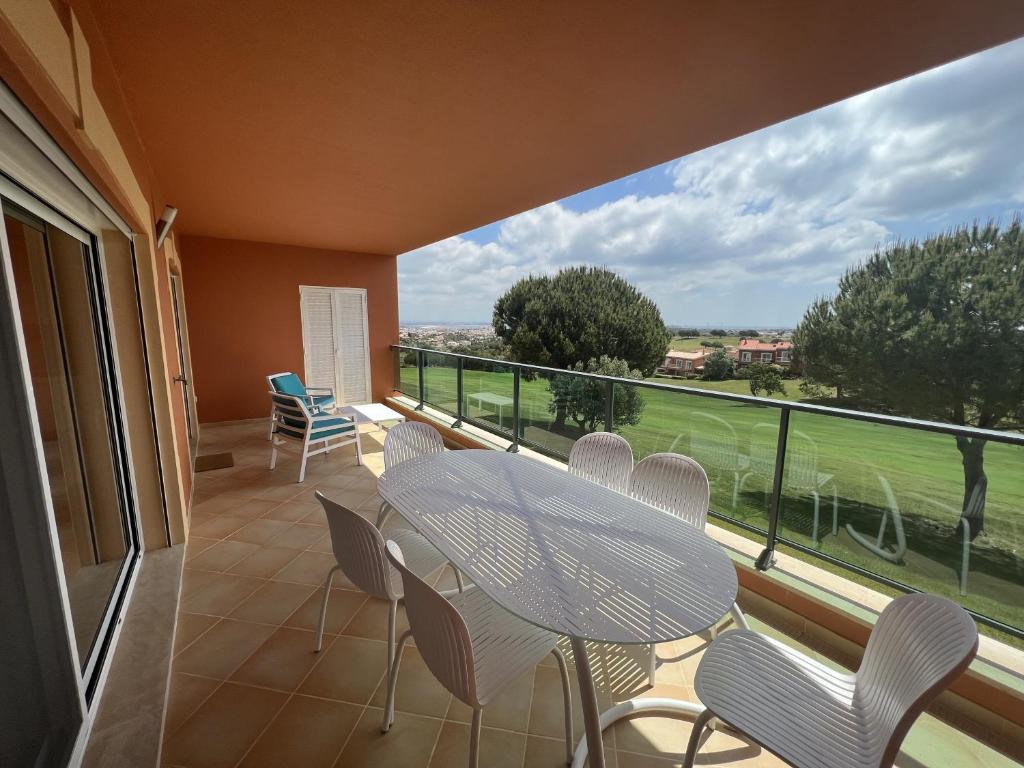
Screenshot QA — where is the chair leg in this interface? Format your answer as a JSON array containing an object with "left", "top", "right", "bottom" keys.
[
  {"left": 551, "top": 648, "right": 573, "bottom": 766},
  {"left": 469, "top": 707, "right": 483, "bottom": 768},
  {"left": 729, "top": 601, "right": 750, "bottom": 631},
  {"left": 268, "top": 407, "right": 275, "bottom": 441},
  {"left": 382, "top": 631, "right": 412, "bottom": 733},
  {"left": 648, "top": 642, "right": 657, "bottom": 685},
  {"left": 387, "top": 599, "right": 398, "bottom": 673},
  {"left": 298, "top": 444, "right": 309, "bottom": 483},
  {"left": 376, "top": 501, "right": 392, "bottom": 529},
  {"left": 731, "top": 472, "right": 740, "bottom": 510},
  {"left": 354, "top": 431, "right": 364, "bottom": 466},
  {"left": 683, "top": 708, "right": 716, "bottom": 768},
  {"left": 269, "top": 443, "right": 278, "bottom": 470},
  {"left": 454, "top": 566, "right": 465, "bottom": 593},
  {"left": 831, "top": 484, "right": 839, "bottom": 536},
  {"left": 811, "top": 490, "right": 820, "bottom": 545},
  {"left": 315, "top": 565, "right": 341, "bottom": 652}
]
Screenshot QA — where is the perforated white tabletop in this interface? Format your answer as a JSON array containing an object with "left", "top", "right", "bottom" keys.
[{"left": 378, "top": 449, "right": 737, "bottom": 645}]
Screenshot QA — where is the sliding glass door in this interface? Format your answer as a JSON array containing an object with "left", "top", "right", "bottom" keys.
[{"left": 4, "top": 202, "right": 138, "bottom": 683}]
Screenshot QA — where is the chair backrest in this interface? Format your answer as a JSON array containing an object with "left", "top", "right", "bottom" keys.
[
  {"left": 628, "top": 453, "right": 710, "bottom": 529},
  {"left": 747, "top": 422, "right": 778, "bottom": 477},
  {"left": 269, "top": 391, "right": 313, "bottom": 436},
  {"left": 268, "top": 371, "right": 307, "bottom": 397},
  {"left": 783, "top": 429, "right": 820, "bottom": 491},
  {"left": 855, "top": 593, "right": 978, "bottom": 766},
  {"left": 316, "top": 492, "right": 395, "bottom": 600},
  {"left": 567, "top": 432, "right": 634, "bottom": 494},
  {"left": 384, "top": 540, "right": 478, "bottom": 706},
  {"left": 689, "top": 412, "right": 742, "bottom": 471},
  {"left": 383, "top": 421, "right": 444, "bottom": 470}
]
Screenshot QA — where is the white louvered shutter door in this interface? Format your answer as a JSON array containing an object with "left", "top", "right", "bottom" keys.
[
  {"left": 333, "top": 289, "right": 370, "bottom": 404},
  {"left": 300, "top": 287, "right": 339, "bottom": 395}
]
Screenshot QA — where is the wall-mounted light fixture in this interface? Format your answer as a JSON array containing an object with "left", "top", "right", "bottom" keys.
[{"left": 155, "top": 205, "right": 178, "bottom": 249}]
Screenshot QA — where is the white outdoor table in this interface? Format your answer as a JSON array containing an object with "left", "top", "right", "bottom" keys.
[
  {"left": 378, "top": 450, "right": 738, "bottom": 768},
  {"left": 466, "top": 391, "right": 513, "bottom": 429}
]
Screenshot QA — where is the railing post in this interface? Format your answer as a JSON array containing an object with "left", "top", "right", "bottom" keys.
[
  {"left": 507, "top": 367, "right": 521, "bottom": 453},
  {"left": 453, "top": 357, "right": 464, "bottom": 428},
  {"left": 604, "top": 380, "right": 615, "bottom": 433},
  {"left": 756, "top": 407, "right": 790, "bottom": 571},
  {"left": 415, "top": 350, "right": 425, "bottom": 411}
]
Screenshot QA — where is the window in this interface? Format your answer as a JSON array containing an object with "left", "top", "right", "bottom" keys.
[
  {"left": 761, "top": 352, "right": 773, "bottom": 362},
  {"left": 684, "top": 360, "right": 692, "bottom": 370},
  {"left": 779, "top": 350, "right": 792, "bottom": 362},
  {"left": 741, "top": 351, "right": 751, "bottom": 362}
]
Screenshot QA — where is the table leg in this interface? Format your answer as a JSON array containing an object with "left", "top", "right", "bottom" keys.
[{"left": 570, "top": 636, "right": 605, "bottom": 768}]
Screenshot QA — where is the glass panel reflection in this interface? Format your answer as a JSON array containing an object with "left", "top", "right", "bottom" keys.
[{"left": 6, "top": 208, "right": 129, "bottom": 667}]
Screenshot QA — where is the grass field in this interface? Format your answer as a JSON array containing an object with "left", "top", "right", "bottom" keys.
[
  {"left": 401, "top": 360, "right": 1024, "bottom": 641},
  {"left": 647, "top": 375, "right": 829, "bottom": 402},
  {"left": 669, "top": 335, "right": 743, "bottom": 351}
]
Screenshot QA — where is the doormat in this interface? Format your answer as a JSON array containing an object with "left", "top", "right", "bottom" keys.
[{"left": 194, "top": 452, "right": 234, "bottom": 472}]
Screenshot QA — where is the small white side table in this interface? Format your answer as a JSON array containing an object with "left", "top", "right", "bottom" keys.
[{"left": 343, "top": 402, "right": 406, "bottom": 431}]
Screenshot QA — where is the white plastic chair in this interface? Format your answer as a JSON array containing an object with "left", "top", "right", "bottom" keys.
[
  {"left": 383, "top": 540, "right": 573, "bottom": 768},
  {"left": 266, "top": 372, "right": 335, "bottom": 440},
  {"left": 684, "top": 412, "right": 748, "bottom": 510},
  {"left": 847, "top": 474, "right": 908, "bottom": 565},
  {"left": 313, "top": 492, "right": 462, "bottom": 676},
  {"left": 376, "top": 421, "right": 445, "bottom": 528},
  {"left": 903, "top": 476, "right": 985, "bottom": 596},
  {"left": 628, "top": 453, "right": 749, "bottom": 684},
  {"left": 269, "top": 391, "right": 361, "bottom": 482},
  {"left": 684, "top": 593, "right": 978, "bottom": 768},
  {"left": 567, "top": 431, "right": 634, "bottom": 494}
]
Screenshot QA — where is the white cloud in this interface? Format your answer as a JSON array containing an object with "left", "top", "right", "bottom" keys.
[{"left": 399, "top": 39, "right": 1024, "bottom": 325}]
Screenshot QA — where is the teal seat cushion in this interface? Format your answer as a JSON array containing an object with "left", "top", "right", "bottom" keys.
[
  {"left": 276, "top": 414, "right": 355, "bottom": 438},
  {"left": 271, "top": 373, "right": 306, "bottom": 397}
]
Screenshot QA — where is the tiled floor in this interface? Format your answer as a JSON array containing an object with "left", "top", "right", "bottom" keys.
[{"left": 162, "top": 419, "right": 1014, "bottom": 768}]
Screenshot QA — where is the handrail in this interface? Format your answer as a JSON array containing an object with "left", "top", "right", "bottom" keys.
[
  {"left": 392, "top": 343, "right": 1024, "bottom": 639},
  {"left": 393, "top": 345, "right": 1024, "bottom": 446}
]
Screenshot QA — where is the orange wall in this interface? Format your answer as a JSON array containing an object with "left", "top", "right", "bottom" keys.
[{"left": 179, "top": 235, "right": 399, "bottom": 423}]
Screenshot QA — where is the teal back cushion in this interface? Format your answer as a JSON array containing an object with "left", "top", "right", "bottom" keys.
[{"left": 271, "top": 373, "right": 306, "bottom": 397}]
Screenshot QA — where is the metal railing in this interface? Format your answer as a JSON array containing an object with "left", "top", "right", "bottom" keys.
[{"left": 393, "top": 344, "right": 1024, "bottom": 639}]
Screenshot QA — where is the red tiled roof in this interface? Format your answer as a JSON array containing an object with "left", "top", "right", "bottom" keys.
[{"left": 737, "top": 338, "right": 793, "bottom": 352}]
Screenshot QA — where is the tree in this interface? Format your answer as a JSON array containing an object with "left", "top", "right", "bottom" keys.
[
  {"left": 708, "top": 328, "right": 728, "bottom": 337},
  {"left": 746, "top": 362, "right": 787, "bottom": 397},
  {"left": 671, "top": 327, "right": 701, "bottom": 337},
  {"left": 493, "top": 266, "right": 668, "bottom": 427},
  {"left": 700, "top": 340, "right": 725, "bottom": 348},
  {"left": 547, "top": 356, "right": 646, "bottom": 433},
  {"left": 737, "top": 329, "right": 761, "bottom": 337},
  {"left": 702, "top": 349, "right": 734, "bottom": 381},
  {"left": 794, "top": 220, "right": 1024, "bottom": 536}
]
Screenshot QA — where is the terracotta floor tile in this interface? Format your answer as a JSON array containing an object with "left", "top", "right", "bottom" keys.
[
  {"left": 227, "top": 546, "right": 302, "bottom": 579},
  {"left": 342, "top": 597, "right": 408, "bottom": 642},
  {"left": 274, "top": 522, "right": 327, "bottom": 550},
  {"left": 231, "top": 626, "right": 331, "bottom": 691},
  {"left": 314, "top": 486, "right": 378, "bottom": 511},
  {"left": 180, "top": 573, "right": 265, "bottom": 616},
  {"left": 180, "top": 568, "right": 219, "bottom": 599},
  {"left": 309, "top": 531, "right": 335, "bottom": 553},
  {"left": 184, "top": 536, "right": 220, "bottom": 560},
  {"left": 244, "top": 481, "right": 308, "bottom": 503},
  {"left": 447, "top": 667, "right": 535, "bottom": 732},
  {"left": 529, "top": 664, "right": 586, "bottom": 742},
  {"left": 185, "top": 539, "right": 262, "bottom": 573},
  {"left": 299, "top": 635, "right": 388, "bottom": 704},
  {"left": 238, "top": 695, "right": 362, "bottom": 768},
  {"left": 614, "top": 749, "right": 679, "bottom": 767},
  {"left": 162, "top": 682, "right": 287, "bottom": 768},
  {"left": 228, "top": 518, "right": 296, "bottom": 545},
  {"left": 173, "top": 619, "right": 276, "bottom": 680},
  {"left": 190, "top": 493, "right": 253, "bottom": 516},
  {"left": 428, "top": 722, "right": 527, "bottom": 768},
  {"left": 173, "top": 612, "right": 219, "bottom": 655},
  {"left": 298, "top": 504, "right": 330, "bottom": 527},
  {"left": 524, "top": 734, "right": 617, "bottom": 768},
  {"left": 285, "top": 588, "right": 367, "bottom": 634},
  {"left": 163, "top": 672, "right": 220, "bottom": 735},
  {"left": 273, "top": 550, "right": 352, "bottom": 587},
  {"left": 189, "top": 514, "right": 250, "bottom": 540},
  {"left": 228, "top": 580, "right": 316, "bottom": 625},
  {"left": 333, "top": 706, "right": 442, "bottom": 768},
  {"left": 613, "top": 715, "right": 696, "bottom": 758},
  {"left": 369, "top": 646, "right": 453, "bottom": 719},
  {"left": 260, "top": 500, "right": 317, "bottom": 522}
]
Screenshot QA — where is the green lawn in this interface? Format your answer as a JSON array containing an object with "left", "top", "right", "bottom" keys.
[
  {"left": 647, "top": 375, "right": 825, "bottom": 402},
  {"left": 400, "top": 361, "right": 1024, "bottom": 643},
  {"left": 669, "top": 335, "right": 743, "bottom": 351}
]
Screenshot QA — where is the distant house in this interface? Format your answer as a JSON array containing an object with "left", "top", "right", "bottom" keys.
[
  {"left": 657, "top": 349, "right": 711, "bottom": 376},
  {"left": 735, "top": 337, "right": 795, "bottom": 367}
]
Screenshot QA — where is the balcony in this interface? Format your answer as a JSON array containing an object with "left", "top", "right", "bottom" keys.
[{"left": 159, "top": 364, "right": 1023, "bottom": 767}]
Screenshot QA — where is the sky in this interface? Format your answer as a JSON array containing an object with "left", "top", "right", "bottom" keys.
[{"left": 398, "top": 38, "right": 1024, "bottom": 327}]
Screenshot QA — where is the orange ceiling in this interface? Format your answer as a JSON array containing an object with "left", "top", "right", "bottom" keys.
[{"left": 86, "top": 1, "right": 1024, "bottom": 256}]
